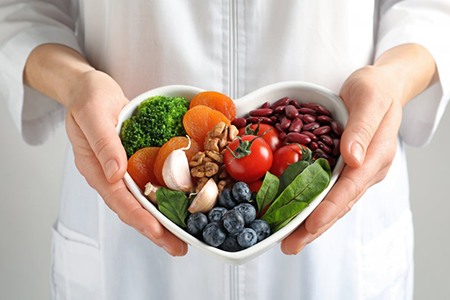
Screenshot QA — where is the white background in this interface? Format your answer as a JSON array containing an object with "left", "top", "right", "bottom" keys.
[{"left": 0, "top": 99, "right": 449, "bottom": 300}]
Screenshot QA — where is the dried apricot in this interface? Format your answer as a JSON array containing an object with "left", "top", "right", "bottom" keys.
[
  {"left": 153, "top": 136, "right": 201, "bottom": 187},
  {"left": 183, "top": 105, "right": 231, "bottom": 146},
  {"left": 190, "top": 91, "right": 236, "bottom": 121},
  {"left": 127, "top": 147, "right": 161, "bottom": 190}
]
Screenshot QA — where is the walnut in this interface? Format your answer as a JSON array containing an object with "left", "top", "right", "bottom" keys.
[
  {"left": 189, "top": 152, "right": 205, "bottom": 167},
  {"left": 228, "top": 125, "right": 239, "bottom": 140},
  {"left": 189, "top": 122, "right": 237, "bottom": 192},
  {"left": 206, "top": 151, "right": 223, "bottom": 163},
  {"left": 205, "top": 137, "right": 220, "bottom": 152},
  {"left": 190, "top": 165, "right": 205, "bottom": 178}
]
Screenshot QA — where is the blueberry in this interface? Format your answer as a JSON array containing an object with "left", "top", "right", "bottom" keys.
[
  {"left": 234, "top": 203, "right": 256, "bottom": 225},
  {"left": 232, "top": 181, "right": 252, "bottom": 203},
  {"left": 218, "top": 188, "right": 237, "bottom": 209},
  {"left": 186, "top": 213, "right": 208, "bottom": 237},
  {"left": 249, "top": 219, "right": 271, "bottom": 242},
  {"left": 202, "top": 222, "right": 226, "bottom": 247},
  {"left": 237, "top": 228, "right": 258, "bottom": 248},
  {"left": 207, "top": 207, "right": 228, "bottom": 223},
  {"left": 220, "top": 236, "right": 243, "bottom": 252},
  {"left": 222, "top": 210, "right": 245, "bottom": 235}
]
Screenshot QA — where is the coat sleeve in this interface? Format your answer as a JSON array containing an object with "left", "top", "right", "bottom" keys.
[
  {"left": 376, "top": 0, "right": 450, "bottom": 147},
  {"left": 0, "top": 0, "right": 82, "bottom": 145}
]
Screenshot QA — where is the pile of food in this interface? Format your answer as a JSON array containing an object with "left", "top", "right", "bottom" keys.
[{"left": 120, "top": 91, "right": 342, "bottom": 252}]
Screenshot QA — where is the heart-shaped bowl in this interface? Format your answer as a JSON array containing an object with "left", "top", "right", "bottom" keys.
[{"left": 117, "top": 81, "right": 348, "bottom": 265}]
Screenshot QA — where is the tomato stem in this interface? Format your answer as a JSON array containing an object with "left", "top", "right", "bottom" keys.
[{"left": 226, "top": 136, "right": 259, "bottom": 159}]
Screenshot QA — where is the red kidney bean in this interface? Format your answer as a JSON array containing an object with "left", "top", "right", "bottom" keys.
[
  {"left": 317, "top": 115, "right": 332, "bottom": 124},
  {"left": 286, "top": 132, "right": 312, "bottom": 145},
  {"left": 301, "top": 102, "right": 319, "bottom": 109},
  {"left": 249, "top": 108, "right": 273, "bottom": 117},
  {"left": 302, "top": 114, "right": 317, "bottom": 123},
  {"left": 232, "top": 117, "right": 247, "bottom": 128},
  {"left": 331, "top": 121, "right": 343, "bottom": 136},
  {"left": 289, "top": 99, "right": 301, "bottom": 108},
  {"left": 302, "top": 122, "right": 320, "bottom": 131},
  {"left": 273, "top": 105, "right": 286, "bottom": 114},
  {"left": 317, "top": 141, "right": 332, "bottom": 154},
  {"left": 320, "top": 134, "right": 334, "bottom": 146},
  {"left": 301, "top": 131, "right": 318, "bottom": 141},
  {"left": 313, "top": 125, "right": 331, "bottom": 136},
  {"left": 272, "top": 97, "right": 290, "bottom": 108},
  {"left": 285, "top": 105, "right": 299, "bottom": 119},
  {"left": 279, "top": 116, "right": 291, "bottom": 130},
  {"left": 279, "top": 132, "right": 287, "bottom": 140},
  {"left": 332, "top": 139, "right": 341, "bottom": 157},
  {"left": 261, "top": 101, "right": 271, "bottom": 108},
  {"left": 246, "top": 116, "right": 274, "bottom": 125},
  {"left": 317, "top": 105, "right": 331, "bottom": 116},
  {"left": 289, "top": 118, "right": 303, "bottom": 132},
  {"left": 275, "top": 123, "right": 283, "bottom": 133},
  {"left": 309, "top": 141, "right": 319, "bottom": 151},
  {"left": 298, "top": 107, "right": 316, "bottom": 115}
]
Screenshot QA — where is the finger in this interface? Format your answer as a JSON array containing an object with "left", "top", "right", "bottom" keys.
[
  {"left": 74, "top": 97, "right": 128, "bottom": 183},
  {"left": 339, "top": 79, "right": 391, "bottom": 168},
  {"left": 67, "top": 112, "right": 188, "bottom": 256}
]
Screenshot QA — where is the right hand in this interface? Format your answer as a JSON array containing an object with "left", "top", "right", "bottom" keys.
[{"left": 64, "top": 70, "right": 187, "bottom": 256}]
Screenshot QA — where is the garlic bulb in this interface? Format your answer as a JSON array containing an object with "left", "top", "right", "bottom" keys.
[
  {"left": 162, "top": 137, "right": 193, "bottom": 193},
  {"left": 188, "top": 178, "right": 219, "bottom": 213}
]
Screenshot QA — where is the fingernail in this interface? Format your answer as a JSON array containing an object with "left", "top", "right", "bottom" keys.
[
  {"left": 351, "top": 142, "right": 364, "bottom": 165},
  {"left": 105, "top": 159, "right": 119, "bottom": 180}
]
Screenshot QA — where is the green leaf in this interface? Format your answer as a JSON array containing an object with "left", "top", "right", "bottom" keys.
[
  {"left": 256, "top": 172, "right": 280, "bottom": 215},
  {"left": 156, "top": 188, "right": 190, "bottom": 228},
  {"left": 262, "top": 158, "right": 331, "bottom": 231},
  {"left": 278, "top": 160, "right": 310, "bottom": 194}
]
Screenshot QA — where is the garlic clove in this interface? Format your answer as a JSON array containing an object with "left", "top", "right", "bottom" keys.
[
  {"left": 144, "top": 182, "right": 159, "bottom": 204},
  {"left": 162, "top": 137, "right": 193, "bottom": 193},
  {"left": 188, "top": 178, "right": 219, "bottom": 214}
]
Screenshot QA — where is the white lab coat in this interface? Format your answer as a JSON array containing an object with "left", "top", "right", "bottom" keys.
[{"left": 1, "top": 1, "right": 450, "bottom": 299}]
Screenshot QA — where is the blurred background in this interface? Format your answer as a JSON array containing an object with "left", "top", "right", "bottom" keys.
[{"left": 0, "top": 99, "right": 449, "bottom": 300}]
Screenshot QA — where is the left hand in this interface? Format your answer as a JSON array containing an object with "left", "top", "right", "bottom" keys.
[{"left": 281, "top": 65, "right": 404, "bottom": 254}]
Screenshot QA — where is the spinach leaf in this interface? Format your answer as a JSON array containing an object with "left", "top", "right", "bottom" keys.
[
  {"left": 278, "top": 160, "right": 311, "bottom": 195},
  {"left": 256, "top": 172, "right": 279, "bottom": 216},
  {"left": 156, "top": 188, "right": 190, "bottom": 228},
  {"left": 262, "top": 158, "right": 331, "bottom": 231}
]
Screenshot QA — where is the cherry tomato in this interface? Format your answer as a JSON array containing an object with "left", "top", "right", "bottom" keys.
[
  {"left": 224, "top": 135, "right": 273, "bottom": 183},
  {"left": 238, "top": 123, "right": 281, "bottom": 151},
  {"left": 269, "top": 144, "right": 307, "bottom": 177}
]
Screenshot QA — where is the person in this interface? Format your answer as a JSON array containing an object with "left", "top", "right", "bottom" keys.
[{"left": 1, "top": 1, "right": 449, "bottom": 299}]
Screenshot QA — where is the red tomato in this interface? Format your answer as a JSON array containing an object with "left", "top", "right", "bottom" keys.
[
  {"left": 269, "top": 144, "right": 307, "bottom": 177},
  {"left": 238, "top": 123, "right": 281, "bottom": 151},
  {"left": 247, "top": 180, "right": 263, "bottom": 193},
  {"left": 224, "top": 135, "right": 273, "bottom": 183}
]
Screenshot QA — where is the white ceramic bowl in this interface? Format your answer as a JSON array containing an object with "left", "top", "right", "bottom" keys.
[{"left": 117, "top": 81, "right": 348, "bottom": 265}]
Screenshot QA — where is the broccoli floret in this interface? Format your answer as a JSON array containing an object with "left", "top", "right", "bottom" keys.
[{"left": 120, "top": 95, "right": 189, "bottom": 157}]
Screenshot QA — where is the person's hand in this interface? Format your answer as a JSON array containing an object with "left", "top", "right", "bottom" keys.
[
  {"left": 64, "top": 70, "right": 188, "bottom": 256},
  {"left": 281, "top": 65, "right": 404, "bottom": 254}
]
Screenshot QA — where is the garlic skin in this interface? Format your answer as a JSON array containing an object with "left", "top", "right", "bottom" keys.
[
  {"left": 162, "top": 138, "right": 193, "bottom": 193},
  {"left": 188, "top": 178, "right": 219, "bottom": 213},
  {"left": 144, "top": 182, "right": 159, "bottom": 204}
]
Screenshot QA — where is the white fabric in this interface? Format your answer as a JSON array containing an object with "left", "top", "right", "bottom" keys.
[{"left": 1, "top": 1, "right": 450, "bottom": 299}]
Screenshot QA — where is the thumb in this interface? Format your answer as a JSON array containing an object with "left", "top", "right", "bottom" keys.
[
  {"left": 339, "top": 85, "right": 390, "bottom": 168},
  {"left": 74, "top": 102, "right": 128, "bottom": 183}
]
